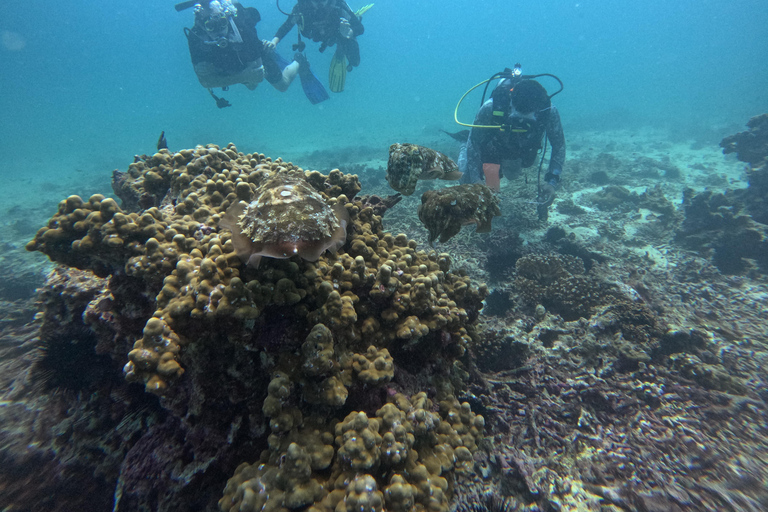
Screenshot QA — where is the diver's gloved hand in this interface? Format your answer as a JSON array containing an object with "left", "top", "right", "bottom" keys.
[
  {"left": 339, "top": 17, "right": 353, "bottom": 39},
  {"left": 537, "top": 183, "right": 556, "bottom": 221}
]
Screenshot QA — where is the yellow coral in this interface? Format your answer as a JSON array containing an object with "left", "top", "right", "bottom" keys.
[
  {"left": 335, "top": 412, "right": 382, "bottom": 471},
  {"left": 351, "top": 346, "right": 394, "bottom": 385}
]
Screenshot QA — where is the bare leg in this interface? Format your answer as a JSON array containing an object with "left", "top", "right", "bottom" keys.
[{"left": 271, "top": 61, "right": 300, "bottom": 92}]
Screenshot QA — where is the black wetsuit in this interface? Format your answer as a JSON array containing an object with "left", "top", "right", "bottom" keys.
[
  {"left": 461, "top": 81, "right": 566, "bottom": 185},
  {"left": 187, "top": 3, "right": 283, "bottom": 85},
  {"left": 274, "top": 0, "right": 364, "bottom": 67}
]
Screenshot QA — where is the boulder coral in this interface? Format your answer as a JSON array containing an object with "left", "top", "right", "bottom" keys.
[{"left": 27, "top": 144, "right": 487, "bottom": 511}]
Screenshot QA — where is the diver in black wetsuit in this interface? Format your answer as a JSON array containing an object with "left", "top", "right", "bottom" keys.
[
  {"left": 185, "top": 1, "right": 300, "bottom": 103},
  {"left": 266, "top": 0, "right": 364, "bottom": 87},
  {"left": 459, "top": 78, "right": 566, "bottom": 221}
]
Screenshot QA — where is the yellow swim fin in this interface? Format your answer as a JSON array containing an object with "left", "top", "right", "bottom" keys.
[
  {"left": 355, "top": 3, "right": 374, "bottom": 17},
  {"left": 329, "top": 52, "right": 347, "bottom": 93}
]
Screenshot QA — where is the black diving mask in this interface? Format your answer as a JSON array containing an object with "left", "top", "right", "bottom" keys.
[{"left": 204, "top": 14, "right": 228, "bottom": 34}]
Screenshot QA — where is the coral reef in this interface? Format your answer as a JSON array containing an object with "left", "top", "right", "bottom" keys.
[
  {"left": 588, "top": 185, "right": 640, "bottom": 212},
  {"left": 386, "top": 144, "right": 463, "bottom": 196},
  {"left": 721, "top": 113, "right": 768, "bottom": 224},
  {"left": 417, "top": 184, "right": 501, "bottom": 244},
  {"left": 20, "top": 144, "right": 487, "bottom": 511},
  {"left": 220, "top": 392, "right": 484, "bottom": 512},
  {"left": 720, "top": 113, "right": 768, "bottom": 166},
  {"left": 675, "top": 188, "right": 768, "bottom": 274},
  {"left": 6, "top": 121, "right": 768, "bottom": 512}
]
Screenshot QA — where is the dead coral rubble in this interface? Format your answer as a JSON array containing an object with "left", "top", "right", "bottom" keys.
[{"left": 24, "top": 144, "right": 488, "bottom": 511}]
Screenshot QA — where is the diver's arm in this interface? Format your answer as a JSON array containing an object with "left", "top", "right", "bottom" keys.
[
  {"left": 545, "top": 107, "right": 566, "bottom": 184},
  {"left": 272, "top": 12, "right": 298, "bottom": 45},
  {"left": 339, "top": 2, "right": 365, "bottom": 36}
]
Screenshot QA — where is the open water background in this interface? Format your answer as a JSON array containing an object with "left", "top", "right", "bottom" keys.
[{"left": 1, "top": 0, "right": 767, "bottom": 216}]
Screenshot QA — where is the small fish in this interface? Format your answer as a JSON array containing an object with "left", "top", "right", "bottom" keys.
[
  {"left": 440, "top": 129, "right": 470, "bottom": 143},
  {"left": 157, "top": 131, "right": 168, "bottom": 151}
]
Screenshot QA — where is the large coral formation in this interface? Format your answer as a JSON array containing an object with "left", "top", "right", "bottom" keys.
[
  {"left": 26, "top": 144, "right": 487, "bottom": 511},
  {"left": 677, "top": 114, "right": 768, "bottom": 274},
  {"left": 386, "top": 143, "right": 462, "bottom": 196},
  {"left": 720, "top": 113, "right": 768, "bottom": 166},
  {"left": 721, "top": 113, "right": 768, "bottom": 224},
  {"left": 417, "top": 184, "right": 501, "bottom": 244},
  {"left": 675, "top": 188, "right": 768, "bottom": 274}
]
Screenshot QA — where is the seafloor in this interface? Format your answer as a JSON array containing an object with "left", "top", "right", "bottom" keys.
[{"left": 1, "top": 119, "right": 767, "bottom": 512}]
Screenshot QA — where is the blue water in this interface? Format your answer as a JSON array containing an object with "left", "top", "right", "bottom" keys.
[{"left": 1, "top": 0, "right": 767, "bottom": 219}]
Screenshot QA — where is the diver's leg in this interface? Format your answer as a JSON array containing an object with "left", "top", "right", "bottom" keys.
[
  {"left": 500, "top": 159, "right": 522, "bottom": 180},
  {"left": 458, "top": 143, "right": 469, "bottom": 178},
  {"left": 264, "top": 54, "right": 299, "bottom": 92},
  {"left": 276, "top": 61, "right": 300, "bottom": 91}
]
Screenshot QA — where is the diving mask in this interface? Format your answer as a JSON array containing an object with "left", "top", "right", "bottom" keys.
[{"left": 204, "top": 14, "right": 229, "bottom": 34}]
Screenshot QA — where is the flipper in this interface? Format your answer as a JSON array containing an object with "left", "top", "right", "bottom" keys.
[
  {"left": 329, "top": 51, "right": 347, "bottom": 93},
  {"left": 272, "top": 52, "right": 291, "bottom": 71},
  {"left": 355, "top": 4, "right": 375, "bottom": 17},
  {"left": 294, "top": 53, "right": 330, "bottom": 104}
]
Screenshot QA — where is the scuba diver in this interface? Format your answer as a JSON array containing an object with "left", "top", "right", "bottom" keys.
[
  {"left": 178, "top": 0, "right": 328, "bottom": 106},
  {"left": 266, "top": 0, "right": 367, "bottom": 92},
  {"left": 456, "top": 64, "right": 566, "bottom": 221}
]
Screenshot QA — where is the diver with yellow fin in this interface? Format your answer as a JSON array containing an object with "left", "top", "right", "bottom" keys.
[
  {"left": 454, "top": 64, "right": 566, "bottom": 221},
  {"left": 267, "top": 0, "right": 370, "bottom": 92}
]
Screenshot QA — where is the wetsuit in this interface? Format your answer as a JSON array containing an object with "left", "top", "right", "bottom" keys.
[
  {"left": 460, "top": 91, "right": 566, "bottom": 186},
  {"left": 274, "top": 0, "right": 364, "bottom": 67},
  {"left": 187, "top": 4, "right": 284, "bottom": 88}
]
